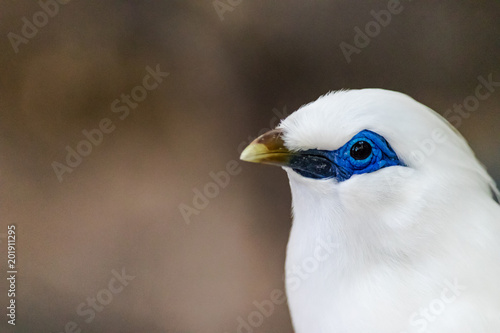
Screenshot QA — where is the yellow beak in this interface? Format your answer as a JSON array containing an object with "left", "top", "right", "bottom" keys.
[{"left": 239, "top": 129, "right": 293, "bottom": 167}]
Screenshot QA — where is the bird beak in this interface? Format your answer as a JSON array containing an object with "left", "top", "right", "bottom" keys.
[
  {"left": 240, "top": 129, "right": 338, "bottom": 179},
  {"left": 240, "top": 129, "right": 293, "bottom": 167}
]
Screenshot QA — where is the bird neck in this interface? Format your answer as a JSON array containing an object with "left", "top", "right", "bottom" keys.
[{"left": 284, "top": 170, "right": 437, "bottom": 277}]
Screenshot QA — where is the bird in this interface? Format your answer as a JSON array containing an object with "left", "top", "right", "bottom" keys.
[{"left": 240, "top": 89, "right": 500, "bottom": 333}]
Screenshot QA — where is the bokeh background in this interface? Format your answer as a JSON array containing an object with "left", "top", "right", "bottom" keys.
[{"left": 1, "top": 1, "right": 499, "bottom": 332}]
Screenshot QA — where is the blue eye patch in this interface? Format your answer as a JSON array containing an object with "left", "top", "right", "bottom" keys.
[{"left": 288, "top": 130, "right": 406, "bottom": 181}]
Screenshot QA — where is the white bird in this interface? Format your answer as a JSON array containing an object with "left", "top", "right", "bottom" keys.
[{"left": 240, "top": 89, "right": 500, "bottom": 333}]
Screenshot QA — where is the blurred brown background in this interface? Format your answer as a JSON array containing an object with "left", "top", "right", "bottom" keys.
[{"left": 0, "top": 1, "right": 499, "bottom": 332}]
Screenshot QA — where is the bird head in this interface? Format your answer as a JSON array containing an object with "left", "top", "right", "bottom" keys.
[{"left": 240, "top": 89, "right": 498, "bottom": 260}]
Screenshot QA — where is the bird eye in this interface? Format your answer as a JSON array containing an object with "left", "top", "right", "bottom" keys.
[{"left": 350, "top": 141, "right": 372, "bottom": 160}]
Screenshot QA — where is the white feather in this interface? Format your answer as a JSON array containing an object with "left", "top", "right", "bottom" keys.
[{"left": 278, "top": 89, "right": 500, "bottom": 333}]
